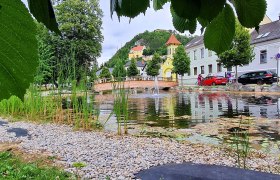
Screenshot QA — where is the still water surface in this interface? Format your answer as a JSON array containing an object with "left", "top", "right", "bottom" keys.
[{"left": 96, "top": 91, "right": 280, "bottom": 154}]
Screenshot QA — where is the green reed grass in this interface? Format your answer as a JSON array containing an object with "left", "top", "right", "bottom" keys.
[
  {"left": 231, "top": 117, "right": 251, "bottom": 169},
  {"left": 111, "top": 80, "right": 129, "bottom": 135},
  {"left": 0, "top": 47, "right": 100, "bottom": 130}
]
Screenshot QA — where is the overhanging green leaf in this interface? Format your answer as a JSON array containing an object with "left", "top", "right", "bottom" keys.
[
  {"left": 0, "top": 0, "right": 38, "bottom": 100},
  {"left": 116, "top": 0, "right": 150, "bottom": 18},
  {"left": 171, "top": 0, "right": 200, "bottom": 20},
  {"left": 234, "top": 0, "right": 267, "bottom": 28},
  {"left": 199, "top": 0, "right": 226, "bottom": 22},
  {"left": 28, "top": 0, "right": 59, "bottom": 33},
  {"left": 204, "top": 4, "right": 235, "bottom": 54},
  {"left": 171, "top": 6, "right": 197, "bottom": 34},
  {"left": 153, "top": 0, "right": 169, "bottom": 10}
]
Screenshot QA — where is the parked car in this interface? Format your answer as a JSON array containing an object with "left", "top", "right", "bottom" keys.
[
  {"left": 201, "top": 75, "right": 228, "bottom": 86},
  {"left": 238, "top": 71, "right": 277, "bottom": 85}
]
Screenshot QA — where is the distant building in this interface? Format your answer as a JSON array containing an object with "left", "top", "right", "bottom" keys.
[
  {"left": 125, "top": 60, "right": 147, "bottom": 76},
  {"left": 128, "top": 45, "right": 146, "bottom": 60},
  {"left": 96, "top": 68, "right": 114, "bottom": 77},
  {"left": 184, "top": 15, "right": 280, "bottom": 85},
  {"left": 160, "top": 34, "right": 181, "bottom": 80},
  {"left": 238, "top": 18, "right": 280, "bottom": 76}
]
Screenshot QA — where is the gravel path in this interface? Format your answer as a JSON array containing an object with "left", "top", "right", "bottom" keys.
[{"left": 0, "top": 119, "right": 279, "bottom": 179}]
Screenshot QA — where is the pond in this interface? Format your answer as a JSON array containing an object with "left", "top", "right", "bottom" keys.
[{"left": 96, "top": 91, "right": 280, "bottom": 155}]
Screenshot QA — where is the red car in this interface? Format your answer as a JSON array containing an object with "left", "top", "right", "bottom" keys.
[{"left": 201, "top": 75, "right": 228, "bottom": 86}]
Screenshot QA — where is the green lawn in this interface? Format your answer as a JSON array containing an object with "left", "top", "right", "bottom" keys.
[{"left": 0, "top": 151, "right": 74, "bottom": 180}]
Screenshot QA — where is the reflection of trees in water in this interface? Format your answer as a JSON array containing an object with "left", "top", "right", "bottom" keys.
[
  {"left": 145, "top": 98, "right": 171, "bottom": 128},
  {"left": 128, "top": 100, "right": 139, "bottom": 122},
  {"left": 174, "top": 93, "right": 191, "bottom": 128}
]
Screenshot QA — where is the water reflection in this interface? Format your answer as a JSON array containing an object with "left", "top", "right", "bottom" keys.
[
  {"left": 97, "top": 92, "right": 280, "bottom": 129},
  {"left": 96, "top": 91, "right": 280, "bottom": 154}
]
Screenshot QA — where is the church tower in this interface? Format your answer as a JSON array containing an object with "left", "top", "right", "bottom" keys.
[
  {"left": 161, "top": 34, "right": 181, "bottom": 80},
  {"left": 166, "top": 34, "right": 181, "bottom": 57}
]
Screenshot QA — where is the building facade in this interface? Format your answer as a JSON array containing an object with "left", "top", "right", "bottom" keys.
[
  {"left": 128, "top": 45, "right": 146, "bottom": 60},
  {"left": 184, "top": 17, "right": 280, "bottom": 85},
  {"left": 160, "top": 34, "right": 181, "bottom": 80}
]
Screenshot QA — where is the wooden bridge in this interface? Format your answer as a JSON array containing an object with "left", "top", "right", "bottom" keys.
[{"left": 94, "top": 77, "right": 178, "bottom": 92}]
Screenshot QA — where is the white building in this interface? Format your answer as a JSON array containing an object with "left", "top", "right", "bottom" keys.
[
  {"left": 125, "top": 60, "right": 147, "bottom": 77},
  {"left": 183, "top": 16, "right": 280, "bottom": 85}
]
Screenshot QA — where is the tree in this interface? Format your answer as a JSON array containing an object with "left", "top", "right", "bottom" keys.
[
  {"left": 34, "top": 23, "right": 56, "bottom": 87},
  {"left": 54, "top": 0, "right": 103, "bottom": 81},
  {"left": 99, "top": 67, "right": 111, "bottom": 80},
  {"left": 146, "top": 53, "right": 161, "bottom": 77},
  {"left": 0, "top": 0, "right": 267, "bottom": 100},
  {"left": 35, "top": 37, "right": 55, "bottom": 86},
  {"left": 172, "top": 46, "right": 190, "bottom": 87},
  {"left": 112, "top": 61, "right": 127, "bottom": 80},
  {"left": 218, "top": 21, "right": 254, "bottom": 81},
  {"left": 127, "top": 59, "right": 139, "bottom": 77},
  {"left": 110, "top": 0, "right": 267, "bottom": 54},
  {"left": 90, "top": 65, "right": 98, "bottom": 82}
]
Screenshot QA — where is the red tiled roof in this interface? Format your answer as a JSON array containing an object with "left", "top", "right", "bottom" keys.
[
  {"left": 131, "top": 45, "right": 145, "bottom": 51},
  {"left": 166, "top": 34, "right": 181, "bottom": 45}
]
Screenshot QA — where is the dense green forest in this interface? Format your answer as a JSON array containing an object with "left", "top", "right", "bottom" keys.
[{"left": 106, "top": 30, "right": 194, "bottom": 67}]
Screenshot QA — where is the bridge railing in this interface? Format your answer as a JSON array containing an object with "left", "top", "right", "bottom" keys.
[{"left": 94, "top": 76, "right": 177, "bottom": 84}]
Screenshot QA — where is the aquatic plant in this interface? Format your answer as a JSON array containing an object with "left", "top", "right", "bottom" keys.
[
  {"left": 111, "top": 80, "right": 129, "bottom": 135},
  {"left": 231, "top": 117, "right": 251, "bottom": 169}
]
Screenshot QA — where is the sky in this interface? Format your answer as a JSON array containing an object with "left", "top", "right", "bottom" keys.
[{"left": 22, "top": 0, "right": 279, "bottom": 65}]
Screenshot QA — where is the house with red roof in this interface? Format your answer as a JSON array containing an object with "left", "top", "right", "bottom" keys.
[{"left": 129, "top": 45, "right": 146, "bottom": 60}]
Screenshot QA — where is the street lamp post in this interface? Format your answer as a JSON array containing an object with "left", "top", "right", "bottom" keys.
[{"left": 277, "top": 53, "right": 280, "bottom": 85}]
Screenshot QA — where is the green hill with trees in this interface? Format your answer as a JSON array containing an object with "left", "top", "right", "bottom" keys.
[{"left": 106, "top": 30, "right": 194, "bottom": 67}]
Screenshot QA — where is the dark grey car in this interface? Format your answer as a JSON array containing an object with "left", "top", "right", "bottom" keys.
[{"left": 238, "top": 71, "right": 277, "bottom": 85}]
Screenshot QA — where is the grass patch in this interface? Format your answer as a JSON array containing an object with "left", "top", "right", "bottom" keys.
[{"left": 0, "top": 150, "right": 75, "bottom": 180}]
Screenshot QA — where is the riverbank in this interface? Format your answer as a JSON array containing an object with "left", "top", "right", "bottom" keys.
[
  {"left": 177, "top": 84, "right": 280, "bottom": 95},
  {"left": 0, "top": 118, "right": 279, "bottom": 179}
]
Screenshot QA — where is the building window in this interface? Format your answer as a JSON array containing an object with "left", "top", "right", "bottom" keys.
[
  {"left": 194, "top": 50, "right": 197, "bottom": 60},
  {"left": 201, "top": 48, "right": 204, "bottom": 59},
  {"left": 208, "top": 64, "right": 212, "bottom": 74},
  {"left": 208, "top": 50, "right": 212, "bottom": 57},
  {"left": 217, "top": 63, "right": 222, "bottom": 72},
  {"left": 260, "top": 50, "right": 267, "bottom": 64},
  {"left": 194, "top": 67, "right": 197, "bottom": 75},
  {"left": 201, "top": 66, "right": 204, "bottom": 74}
]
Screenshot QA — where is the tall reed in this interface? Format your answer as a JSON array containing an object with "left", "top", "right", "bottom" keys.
[{"left": 231, "top": 117, "right": 251, "bottom": 169}]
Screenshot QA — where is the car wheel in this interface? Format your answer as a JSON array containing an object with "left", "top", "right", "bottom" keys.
[
  {"left": 212, "top": 82, "right": 216, "bottom": 86},
  {"left": 257, "top": 80, "right": 263, "bottom": 85}
]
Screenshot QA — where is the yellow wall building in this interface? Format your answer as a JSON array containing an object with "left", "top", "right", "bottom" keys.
[
  {"left": 128, "top": 45, "right": 146, "bottom": 60},
  {"left": 161, "top": 34, "right": 181, "bottom": 80}
]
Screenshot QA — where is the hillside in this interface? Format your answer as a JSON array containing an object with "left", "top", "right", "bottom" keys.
[{"left": 106, "top": 30, "right": 194, "bottom": 67}]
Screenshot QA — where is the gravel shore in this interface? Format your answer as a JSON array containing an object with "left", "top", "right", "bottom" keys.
[{"left": 0, "top": 118, "right": 279, "bottom": 179}]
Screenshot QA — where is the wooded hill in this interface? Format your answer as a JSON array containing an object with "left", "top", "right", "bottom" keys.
[{"left": 106, "top": 30, "right": 194, "bottom": 67}]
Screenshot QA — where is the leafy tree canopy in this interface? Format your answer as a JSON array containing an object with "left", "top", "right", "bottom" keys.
[
  {"left": 127, "top": 59, "right": 139, "bottom": 77},
  {"left": 146, "top": 53, "right": 161, "bottom": 77},
  {"left": 99, "top": 67, "right": 111, "bottom": 80},
  {"left": 107, "top": 30, "right": 193, "bottom": 67},
  {"left": 35, "top": 23, "right": 56, "bottom": 85},
  {"left": 110, "top": 0, "right": 267, "bottom": 54},
  {"left": 54, "top": 0, "right": 103, "bottom": 76},
  {"left": 112, "top": 60, "right": 127, "bottom": 79},
  {"left": 172, "top": 46, "right": 190, "bottom": 76},
  {"left": 0, "top": 0, "right": 267, "bottom": 100},
  {"left": 218, "top": 21, "right": 255, "bottom": 68}
]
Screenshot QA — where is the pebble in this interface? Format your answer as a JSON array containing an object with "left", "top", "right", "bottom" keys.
[{"left": 0, "top": 118, "right": 280, "bottom": 179}]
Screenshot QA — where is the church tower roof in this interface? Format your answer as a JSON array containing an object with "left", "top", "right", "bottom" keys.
[{"left": 165, "top": 34, "right": 181, "bottom": 46}]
